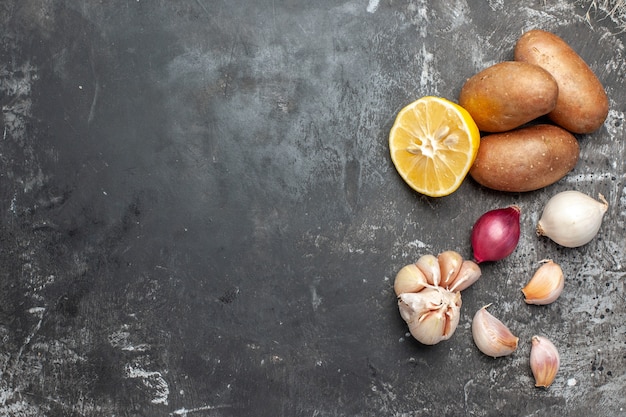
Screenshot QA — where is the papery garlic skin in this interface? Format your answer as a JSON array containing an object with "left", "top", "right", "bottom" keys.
[
  {"left": 530, "top": 335, "right": 560, "bottom": 388},
  {"left": 398, "top": 288, "right": 461, "bottom": 345},
  {"left": 398, "top": 290, "right": 437, "bottom": 323},
  {"left": 394, "top": 263, "right": 428, "bottom": 296},
  {"left": 522, "top": 260, "right": 564, "bottom": 305},
  {"left": 536, "top": 191, "right": 608, "bottom": 248},
  {"left": 448, "top": 260, "right": 482, "bottom": 292},
  {"left": 472, "top": 305, "right": 519, "bottom": 357}
]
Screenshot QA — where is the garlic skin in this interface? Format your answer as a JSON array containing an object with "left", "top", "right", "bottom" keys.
[
  {"left": 522, "top": 260, "right": 564, "bottom": 305},
  {"left": 438, "top": 250, "right": 463, "bottom": 288},
  {"left": 472, "top": 305, "right": 519, "bottom": 357},
  {"left": 530, "top": 335, "right": 560, "bottom": 388},
  {"left": 398, "top": 288, "right": 461, "bottom": 345},
  {"left": 448, "top": 260, "right": 482, "bottom": 292},
  {"left": 536, "top": 191, "right": 609, "bottom": 248},
  {"left": 416, "top": 254, "right": 441, "bottom": 287},
  {"left": 394, "top": 263, "right": 428, "bottom": 296}
]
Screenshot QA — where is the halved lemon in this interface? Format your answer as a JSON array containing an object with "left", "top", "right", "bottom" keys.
[{"left": 389, "top": 96, "right": 480, "bottom": 197}]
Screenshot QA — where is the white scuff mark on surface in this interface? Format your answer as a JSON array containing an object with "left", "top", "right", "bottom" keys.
[
  {"left": 604, "top": 108, "right": 625, "bottom": 136},
  {"left": 310, "top": 285, "right": 322, "bottom": 310},
  {"left": 171, "top": 404, "right": 232, "bottom": 416},
  {"left": 22, "top": 168, "right": 47, "bottom": 193},
  {"left": 346, "top": 245, "right": 365, "bottom": 254},
  {"left": 0, "top": 62, "right": 37, "bottom": 144},
  {"left": 407, "top": 239, "right": 428, "bottom": 249},
  {"left": 444, "top": 0, "right": 471, "bottom": 30},
  {"left": 14, "top": 308, "right": 45, "bottom": 365},
  {"left": 108, "top": 329, "right": 151, "bottom": 352},
  {"left": 400, "top": 0, "right": 431, "bottom": 40},
  {"left": 586, "top": 0, "right": 626, "bottom": 31},
  {"left": 621, "top": 185, "right": 626, "bottom": 217},
  {"left": 27, "top": 306, "right": 46, "bottom": 315},
  {"left": 366, "top": 0, "right": 380, "bottom": 13},
  {"left": 0, "top": 396, "right": 42, "bottom": 416},
  {"left": 487, "top": 0, "right": 504, "bottom": 11},
  {"left": 418, "top": 45, "right": 438, "bottom": 94},
  {"left": 125, "top": 364, "right": 170, "bottom": 405},
  {"left": 87, "top": 81, "right": 100, "bottom": 125},
  {"left": 9, "top": 193, "right": 17, "bottom": 215},
  {"left": 565, "top": 172, "right": 617, "bottom": 183}
]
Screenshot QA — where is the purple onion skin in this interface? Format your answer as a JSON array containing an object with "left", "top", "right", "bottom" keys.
[{"left": 471, "top": 205, "right": 521, "bottom": 264}]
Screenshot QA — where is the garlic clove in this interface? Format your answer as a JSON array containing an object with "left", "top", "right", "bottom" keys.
[
  {"left": 438, "top": 250, "right": 463, "bottom": 288},
  {"left": 394, "top": 263, "right": 428, "bottom": 296},
  {"left": 471, "top": 304, "right": 519, "bottom": 357},
  {"left": 410, "top": 309, "right": 448, "bottom": 345},
  {"left": 398, "top": 287, "right": 461, "bottom": 345},
  {"left": 530, "top": 335, "right": 560, "bottom": 388},
  {"left": 522, "top": 260, "right": 564, "bottom": 305},
  {"left": 448, "top": 260, "right": 482, "bottom": 292},
  {"left": 416, "top": 254, "right": 441, "bottom": 287},
  {"left": 536, "top": 191, "right": 608, "bottom": 248}
]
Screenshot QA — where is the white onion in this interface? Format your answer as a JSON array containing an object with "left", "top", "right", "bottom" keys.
[{"left": 536, "top": 190, "right": 608, "bottom": 248}]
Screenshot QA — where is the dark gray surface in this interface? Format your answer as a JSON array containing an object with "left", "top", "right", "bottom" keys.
[{"left": 1, "top": 1, "right": 625, "bottom": 416}]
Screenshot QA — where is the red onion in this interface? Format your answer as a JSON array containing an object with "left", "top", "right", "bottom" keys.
[{"left": 471, "top": 205, "right": 521, "bottom": 263}]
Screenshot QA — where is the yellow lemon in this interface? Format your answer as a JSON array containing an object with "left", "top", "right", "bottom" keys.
[{"left": 389, "top": 96, "right": 480, "bottom": 197}]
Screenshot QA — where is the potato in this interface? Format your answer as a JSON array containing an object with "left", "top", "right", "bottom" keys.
[
  {"left": 514, "top": 29, "right": 609, "bottom": 134},
  {"left": 469, "top": 124, "right": 579, "bottom": 192},
  {"left": 459, "top": 61, "right": 558, "bottom": 133}
]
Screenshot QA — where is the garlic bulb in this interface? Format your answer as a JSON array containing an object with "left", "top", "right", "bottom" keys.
[
  {"left": 471, "top": 304, "right": 519, "bottom": 357},
  {"left": 536, "top": 191, "right": 608, "bottom": 248},
  {"left": 395, "top": 251, "right": 480, "bottom": 345},
  {"left": 522, "top": 260, "right": 564, "bottom": 305},
  {"left": 394, "top": 263, "right": 428, "bottom": 296},
  {"left": 398, "top": 288, "right": 461, "bottom": 345},
  {"left": 530, "top": 335, "right": 560, "bottom": 388}
]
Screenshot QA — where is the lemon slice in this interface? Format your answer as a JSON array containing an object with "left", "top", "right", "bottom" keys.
[{"left": 389, "top": 96, "right": 480, "bottom": 197}]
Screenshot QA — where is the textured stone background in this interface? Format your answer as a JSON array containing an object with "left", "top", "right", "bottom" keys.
[{"left": 0, "top": 1, "right": 625, "bottom": 416}]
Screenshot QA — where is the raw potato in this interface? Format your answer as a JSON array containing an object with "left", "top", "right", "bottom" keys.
[
  {"left": 469, "top": 124, "right": 579, "bottom": 192},
  {"left": 514, "top": 29, "right": 609, "bottom": 134},
  {"left": 459, "top": 61, "right": 558, "bottom": 133}
]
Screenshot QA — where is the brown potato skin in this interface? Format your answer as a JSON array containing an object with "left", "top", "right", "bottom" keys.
[
  {"left": 459, "top": 61, "right": 558, "bottom": 133},
  {"left": 469, "top": 124, "right": 579, "bottom": 192},
  {"left": 514, "top": 29, "right": 609, "bottom": 134}
]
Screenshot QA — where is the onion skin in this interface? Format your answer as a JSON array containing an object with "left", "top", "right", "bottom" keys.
[{"left": 471, "top": 205, "right": 521, "bottom": 264}]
